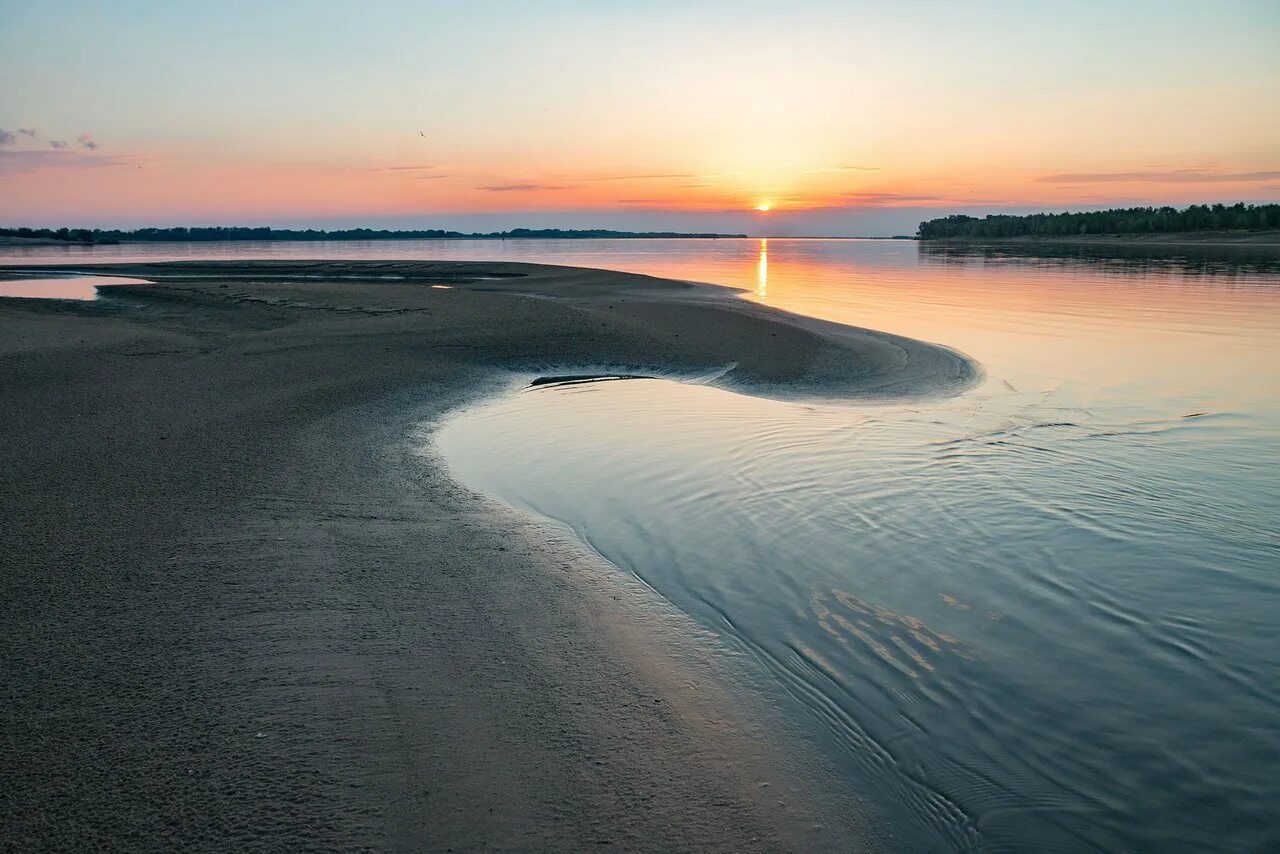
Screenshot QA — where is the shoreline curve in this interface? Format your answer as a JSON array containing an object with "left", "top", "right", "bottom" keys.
[{"left": 0, "top": 260, "right": 977, "bottom": 851}]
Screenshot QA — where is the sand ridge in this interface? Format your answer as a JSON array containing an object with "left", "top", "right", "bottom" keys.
[{"left": 0, "top": 261, "right": 977, "bottom": 851}]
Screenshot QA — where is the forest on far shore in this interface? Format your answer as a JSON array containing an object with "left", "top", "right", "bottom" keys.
[
  {"left": 0, "top": 226, "right": 745, "bottom": 245},
  {"left": 918, "top": 203, "right": 1280, "bottom": 240}
]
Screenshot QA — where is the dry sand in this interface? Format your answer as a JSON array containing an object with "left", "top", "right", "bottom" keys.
[{"left": 0, "top": 261, "right": 977, "bottom": 851}]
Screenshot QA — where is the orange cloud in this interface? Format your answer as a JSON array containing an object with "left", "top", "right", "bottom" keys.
[{"left": 1038, "top": 169, "right": 1280, "bottom": 184}]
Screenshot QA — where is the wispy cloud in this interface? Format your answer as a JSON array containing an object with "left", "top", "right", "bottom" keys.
[
  {"left": 804, "top": 165, "right": 882, "bottom": 175},
  {"left": 1037, "top": 169, "right": 1280, "bottom": 184},
  {"left": 48, "top": 140, "right": 69, "bottom": 150},
  {"left": 18, "top": 128, "right": 36, "bottom": 138},
  {"left": 842, "top": 192, "right": 947, "bottom": 205},
  {"left": 413, "top": 173, "right": 450, "bottom": 180},
  {"left": 839, "top": 191, "right": 1005, "bottom": 207},
  {"left": 0, "top": 129, "right": 14, "bottom": 145},
  {"left": 353, "top": 164, "right": 440, "bottom": 173},
  {"left": 77, "top": 133, "right": 98, "bottom": 150},
  {"left": 478, "top": 182, "right": 576, "bottom": 192},
  {"left": 0, "top": 149, "right": 138, "bottom": 175},
  {"left": 581, "top": 172, "right": 696, "bottom": 182}
]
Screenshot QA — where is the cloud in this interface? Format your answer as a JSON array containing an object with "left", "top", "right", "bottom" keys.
[
  {"left": 478, "top": 182, "right": 576, "bottom": 192},
  {"left": 18, "top": 128, "right": 36, "bottom": 137},
  {"left": 354, "top": 164, "right": 439, "bottom": 173},
  {"left": 837, "top": 191, "right": 1008, "bottom": 208},
  {"left": 48, "top": 140, "right": 69, "bottom": 150},
  {"left": 582, "top": 173, "right": 696, "bottom": 182},
  {"left": 413, "top": 173, "right": 450, "bottom": 180},
  {"left": 1037, "top": 169, "right": 1280, "bottom": 184},
  {"left": 804, "top": 165, "right": 882, "bottom": 174},
  {"left": 842, "top": 192, "right": 948, "bottom": 205},
  {"left": 0, "top": 129, "right": 14, "bottom": 145},
  {"left": 77, "top": 133, "right": 98, "bottom": 150},
  {"left": 0, "top": 149, "right": 138, "bottom": 175}
]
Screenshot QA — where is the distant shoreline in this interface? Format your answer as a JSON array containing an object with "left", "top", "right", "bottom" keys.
[
  {"left": 916, "top": 204, "right": 1280, "bottom": 245},
  {"left": 0, "top": 228, "right": 748, "bottom": 247},
  {"left": 0, "top": 236, "right": 102, "bottom": 246},
  {"left": 0, "top": 234, "right": 904, "bottom": 246},
  {"left": 7, "top": 232, "right": 1280, "bottom": 250},
  {"left": 921, "top": 230, "right": 1280, "bottom": 248}
]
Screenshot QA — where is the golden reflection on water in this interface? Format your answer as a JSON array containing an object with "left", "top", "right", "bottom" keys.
[
  {"left": 755, "top": 238, "right": 768, "bottom": 298},
  {"left": 810, "top": 589, "right": 970, "bottom": 680}
]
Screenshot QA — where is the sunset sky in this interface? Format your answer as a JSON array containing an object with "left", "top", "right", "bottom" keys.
[{"left": 2, "top": 0, "right": 1278, "bottom": 235}]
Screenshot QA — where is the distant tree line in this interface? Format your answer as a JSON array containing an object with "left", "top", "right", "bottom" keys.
[
  {"left": 917, "top": 203, "right": 1280, "bottom": 240},
  {"left": 0, "top": 225, "right": 745, "bottom": 244},
  {"left": 0, "top": 227, "right": 104, "bottom": 243}
]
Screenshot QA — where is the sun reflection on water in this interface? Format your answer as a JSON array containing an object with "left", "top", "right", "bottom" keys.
[{"left": 755, "top": 238, "right": 768, "bottom": 298}]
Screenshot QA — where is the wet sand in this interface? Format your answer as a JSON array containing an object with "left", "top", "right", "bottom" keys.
[{"left": 0, "top": 261, "right": 976, "bottom": 851}]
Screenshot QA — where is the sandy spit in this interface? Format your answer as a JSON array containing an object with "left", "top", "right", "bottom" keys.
[{"left": 0, "top": 261, "right": 977, "bottom": 851}]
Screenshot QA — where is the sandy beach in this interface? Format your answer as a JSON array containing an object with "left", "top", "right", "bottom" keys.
[{"left": 0, "top": 261, "right": 976, "bottom": 851}]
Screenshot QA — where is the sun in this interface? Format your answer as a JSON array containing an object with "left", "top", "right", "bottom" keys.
[{"left": 755, "top": 202, "right": 773, "bottom": 213}]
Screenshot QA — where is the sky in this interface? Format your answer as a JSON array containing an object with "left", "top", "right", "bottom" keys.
[{"left": 2, "top": 0, "right": 1278, "bottom": 236}]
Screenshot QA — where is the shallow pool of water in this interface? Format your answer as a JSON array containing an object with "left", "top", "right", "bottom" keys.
[{"left": 0, "top": 273, "right": 152, "bottom": 300}]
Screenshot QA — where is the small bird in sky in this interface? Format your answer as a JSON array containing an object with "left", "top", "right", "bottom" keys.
[{"left": 419, "top": 131, "right": 426, "bottom": 138}]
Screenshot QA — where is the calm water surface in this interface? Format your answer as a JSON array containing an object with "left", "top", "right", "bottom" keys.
[
  {"left": 0, "top": 272, "right": 152, "bottom": 300},
  {"left": 434, "top": 241, "right": 1279, "bottom": 852},
  {"left": 5, "top": 239, "right": 1278, "bottom": 851}
]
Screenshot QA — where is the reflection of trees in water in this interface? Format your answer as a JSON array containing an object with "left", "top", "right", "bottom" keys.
[{"left": 917, "top": 241, "right": 1280, "bottom": 278}]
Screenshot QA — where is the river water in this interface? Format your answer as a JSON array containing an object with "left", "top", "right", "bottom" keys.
[{"left": 4, "top": 238, "right": 1278, "bottom": 851}]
